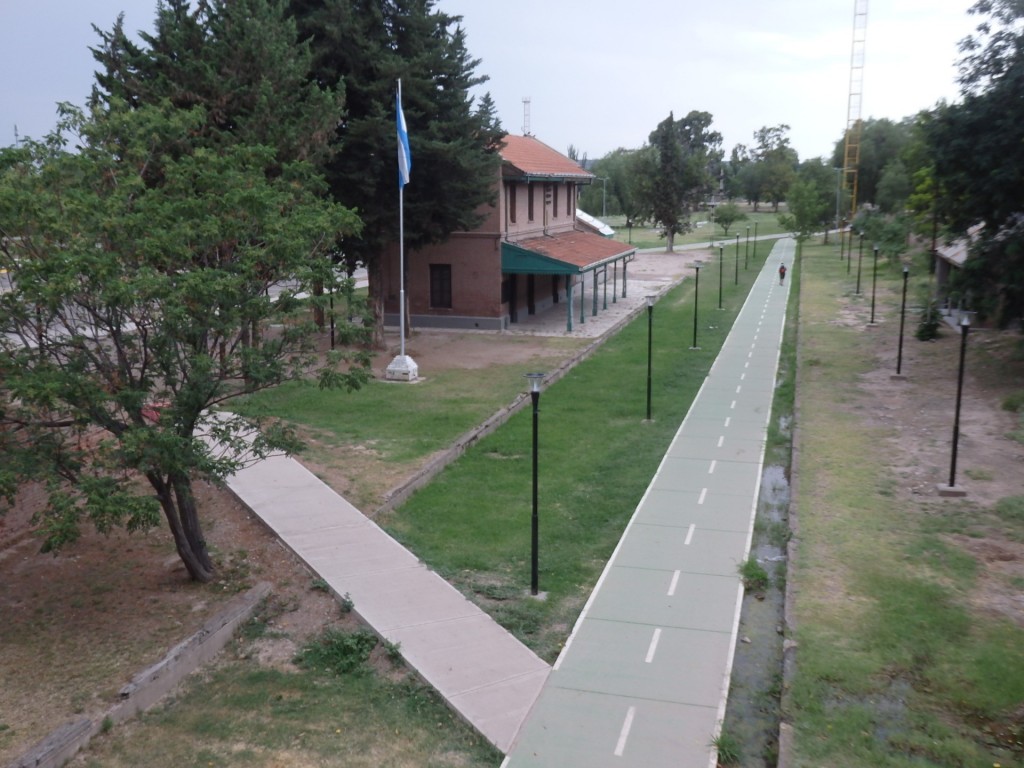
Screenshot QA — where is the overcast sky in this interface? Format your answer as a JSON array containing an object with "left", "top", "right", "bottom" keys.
[{"left": 1, "top": 0, "right": 979, "bottom": 161}]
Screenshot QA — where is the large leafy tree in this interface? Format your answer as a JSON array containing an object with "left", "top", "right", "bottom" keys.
[
  {"left": 794, "top": 157, "right": 843, "bottom": 239},
  {"left": 779, "top": 177, "right": 829, "bottom": 248},
  {"left": 0, "top": 103, "right": 364, "bottom": 582},
  {"left": 290, "top": 0, "right": 506, "bottom": 345},
  {"left": 831, "top": 118, "right": 912, "bottom": 206},
  {"left": 925, "top": 0, "right": 1024, "bottom": 325},
  {"left": 639, "top": 111, "right": 721, "bottom": 251},
  {"left": 753, "top": 125, "right": 798, "bottom": 212},
  {"left": 644, "top": 113, "right": 689, "bottom": 251},
  {"left": 580, "top": 147, "right": 648, "bottom": 230}
]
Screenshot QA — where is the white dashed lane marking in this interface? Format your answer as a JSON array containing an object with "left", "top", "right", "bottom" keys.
[
  {"left": 708, "top": 460, "right": 717, "bottom": 474},
  {"left": 685, "top": 524, "right": 695, "bottom": 546},
  {"left": 645, "top": 628, "right": 662, "bottom": 663},
  {"left": 667, "top": 570, "right": 680, "bottom": 596},
  {"left": 614, "top": 706, "right": 636, "bottom": 756},
  {"left": 698, "top": 488, "right": 708, "bottom": 505}
]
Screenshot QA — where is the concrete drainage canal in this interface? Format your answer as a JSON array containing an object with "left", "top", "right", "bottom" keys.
[{"left": 720, "top": 462, "right": 790, "bottom": 766}]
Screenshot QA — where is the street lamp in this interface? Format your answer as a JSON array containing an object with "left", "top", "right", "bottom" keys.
[
  {"left": 645, "top": 296, "right": 655, "bottom": 421},
  {"left": 745, "top": 225, "right": 750, "bottom": 269},
  {"left": 734, "top": 233, "right": 740, "bottom": 286},
  {"left": 870, "top": 244, "right": 880, "bottom": 324},
  {"left": 718, "top": 243, "right": 724, "bottom": 310},
  {"left": 946, "top": 316, "right": 970, "bottom": 492},
  {"left": 690, "top": 261, "right": 702, "bottom": 350},
  {"left": 598, "top": 177, "right": 609, "bottom": 219},
  {"left": 835, "top": 167, "right": 843, "bottom": 255},
  {"left": 855, "top": 233, "right": 864, "bottom": 294},
  {"left": 524, "top": 372, "right": 545, "bottom": 595},
  {"left": 896, "top": 266, "right": 909, "bottom": 375}
]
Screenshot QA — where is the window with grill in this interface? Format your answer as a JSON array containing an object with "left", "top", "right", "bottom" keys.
[{"left": 430, "top": 264, "right": 452, "bottom": 309}]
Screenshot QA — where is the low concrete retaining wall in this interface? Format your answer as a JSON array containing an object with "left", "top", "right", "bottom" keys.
[
  {"left": 8, "top": 581, "right": 271, "bottom": 768},
  {"left": 373, "top": 279, "right": 683, "bottom": 518}
]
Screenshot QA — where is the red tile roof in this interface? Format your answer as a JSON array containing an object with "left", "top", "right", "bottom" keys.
[
  {"left": 517, "top": 229, "right": 634, "bottom": 270},
  {"left": 499, "top": 135, "right": 594, "bottom": 181}
]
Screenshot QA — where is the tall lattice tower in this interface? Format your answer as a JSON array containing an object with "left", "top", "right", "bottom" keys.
[{"left": 842, "top": 0, "right": 868, "bottom": 229}]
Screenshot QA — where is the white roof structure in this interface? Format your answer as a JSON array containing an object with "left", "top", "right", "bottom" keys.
[{"left": 575, "top": 209, "right": 615, "bottom": 238}]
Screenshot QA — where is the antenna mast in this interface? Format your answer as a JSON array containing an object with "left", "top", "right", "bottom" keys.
[
  {"left": 522, "top": 97, "right": 531, "bottom": 136},
  {"left": 842, "top": 0, "right": 868, "bottom": 234}
]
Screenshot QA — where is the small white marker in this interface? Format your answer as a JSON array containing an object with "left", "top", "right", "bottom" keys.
[
  {"left": 744, "top": 361, "right": 749, "bottom": 369},
  {"left": 741, "top": 373, "right": 746, "bottom": 381},
  {"left": 730, "top": 400, "right": 737, "bottom": 409},
  {"left": 724, "top": 417, "right": 731, "bottom": 427},
  {"left": 685, "top": 523, "right": 695, "bottom": 546},
  {"left": 709, "top": 459, "right": 717, "bottom": 474},
  {"left": 645, "top": 628, "right": 662, "bottom": 663},
  {"left": 667, "top": 570, "right": 680, "bottom": 596},
  {"left": 736, "top": 385, "right": 742, "bottom": 394},
  {"left": 614, "top": 706, "right": 636, "bottom": 756},
  {"left": 698, "top": 487, "right": 708, "bottom": 504},
  {"left": 717, "top": 435, "right": 724, "bottom": 448}
]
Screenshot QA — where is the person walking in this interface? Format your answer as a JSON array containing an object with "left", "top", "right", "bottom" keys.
[{"left": 779, "top": 262, "right": 787, "bottom": 285}]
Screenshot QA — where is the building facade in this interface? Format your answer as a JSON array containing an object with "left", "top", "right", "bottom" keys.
[{"left": 383, "top": 135, "right": 636, "bottom": 332}]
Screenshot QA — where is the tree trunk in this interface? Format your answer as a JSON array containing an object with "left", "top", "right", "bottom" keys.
[
  {"left": 666, "top": 232, "right": 675, "bottom": 253},
  {"left": 312, "top": 280, "right": 325, "bottom": 331},
  {"left": 148, "top": 471, "right": 215, "bottom": 582},
  {"left": 367, "top": 258, "right": 386, "bottom": 350}
]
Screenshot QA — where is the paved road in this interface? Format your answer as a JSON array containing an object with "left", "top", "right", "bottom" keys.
[{"left": 503, "top": 238, "right": 794, "bottom": 767}]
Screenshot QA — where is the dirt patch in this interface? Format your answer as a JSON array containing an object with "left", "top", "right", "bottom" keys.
[
  {"left": 836, "top": 300, "right": 1024, "bottom": 629},
  {"left": 0, "top": 479, "right": 339, "bottom": 765}
]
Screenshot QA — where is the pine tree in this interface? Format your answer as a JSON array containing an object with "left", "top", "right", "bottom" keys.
[{"left": 290, "top": 0, "right": 505, "bottom": 345}]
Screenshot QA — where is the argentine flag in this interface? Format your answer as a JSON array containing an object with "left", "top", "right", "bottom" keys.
[{"left": 397, "top": 84, "right": 411, "bottom": 188}]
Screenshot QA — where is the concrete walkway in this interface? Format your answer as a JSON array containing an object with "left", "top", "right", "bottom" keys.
[
  {"left": 221, "top": 239, "right": 792, "bottom": 760},
  {"left": 502, "top": 238, "right": 794, "bottom": 767},
  {"left": 224, "top": 454, "right": 549, "bottom": 753}
]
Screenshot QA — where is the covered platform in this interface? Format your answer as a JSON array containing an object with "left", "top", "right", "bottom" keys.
[{"left": 502, "top": 230, "right": 637, "bottom": 332}]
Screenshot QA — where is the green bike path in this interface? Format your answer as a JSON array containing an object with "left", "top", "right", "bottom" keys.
[{"left": 502, "top": 238, "right": 795, "bottom": 768}]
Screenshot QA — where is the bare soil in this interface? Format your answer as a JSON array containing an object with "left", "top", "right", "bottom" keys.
[{"left": 857, "top": 311, "right": 1024, "bottom": 626}]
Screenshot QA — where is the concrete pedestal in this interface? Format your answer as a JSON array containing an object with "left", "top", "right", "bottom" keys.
[
  {"left": 936, "top": 483, "right": 967, "bottom": 497},
  {"left": 385, "top": 354, "right": 419, "bottom": 382}
]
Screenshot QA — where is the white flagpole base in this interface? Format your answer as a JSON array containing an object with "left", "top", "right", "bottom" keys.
[{"left": 385, "top": 354, "right": 419, "bottom": 382}]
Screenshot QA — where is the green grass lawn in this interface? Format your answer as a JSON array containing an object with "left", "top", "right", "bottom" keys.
[
  {"left": 787, "top": 242, "right": 1024, "bottom": 768},
  {"left": 602, "top": 210, "right": 791, "bottom": 250},
  {"left": 379, "top": 251, "right": 768, "bottom": 661},
  {"left": 78, "top": 654, "right": 501, "bottom": 768}
]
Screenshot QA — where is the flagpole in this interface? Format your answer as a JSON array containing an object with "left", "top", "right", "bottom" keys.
[
  {"left": 399, "top": 166, "right": 406, "bottom": 361},
  {"left": 386, "top": 78, "right": 418, "bottom": 381}
]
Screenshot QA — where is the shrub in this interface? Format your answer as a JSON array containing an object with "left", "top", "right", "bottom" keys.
[{"left": 294, "top": 628, "right": 378, "bottom": 675}]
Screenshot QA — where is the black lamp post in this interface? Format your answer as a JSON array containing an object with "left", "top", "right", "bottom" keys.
[
  {"left": 690, "top": 261, "right": 702, "bottom": 350},
  {"left": 646, "top": 296, "right": 655, "bottom": 421},
  {"left": 752, "top": 221, "right": 759, "bottom": 261},
  {"left": 525, "top": 372, "right": 544, "bottom": 595},
  {"left": 855, "top": 234, "right": 864, "bottom": 294},
  {"left": 745, "top": 226, "right": 750, "bottom": 269},
  {"left": 734, "top": 233, "right": 740, "bottom": 285},
  {"left": 870, "top": 244, "right": 880, "bottom": 324},
  {"left": 718, "top": 244, "right": 724, "bottom": 310},
  {"left": 948, "top": 316, "right": 970, "bottom": 490},
  {"left": 896, "top": 266, "right": 909, "bottom": 375},
  {"left": 329, "top": 285, "right": 336, "bottom": 350}
]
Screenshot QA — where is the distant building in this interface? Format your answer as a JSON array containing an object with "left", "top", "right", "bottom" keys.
[{"left": 382, "top": 135, "right": 636, "bottom": 332}]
